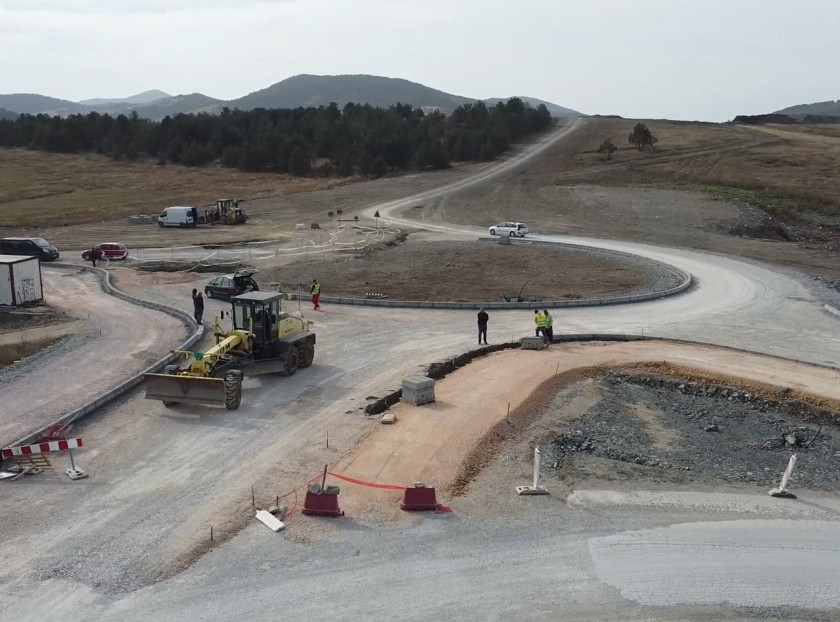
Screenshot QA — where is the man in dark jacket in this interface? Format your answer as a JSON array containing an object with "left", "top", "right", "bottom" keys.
[
  {"left": 477, "top": 308, "right": 489, "bottom": 345},
  {"left": 192, "top": 288, "right": 204, "bottom": 324},
  {"left": 90, "top": 245, "right": 103, "bottom": 267}
]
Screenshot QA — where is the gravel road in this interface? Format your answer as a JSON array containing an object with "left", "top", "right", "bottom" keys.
[{"left": 0, "top": 267, "right": 186, "bottom": 446}]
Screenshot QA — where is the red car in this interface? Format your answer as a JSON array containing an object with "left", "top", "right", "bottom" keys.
[{"left": 81, "top": 242, "right": 129, "bottom": 260}]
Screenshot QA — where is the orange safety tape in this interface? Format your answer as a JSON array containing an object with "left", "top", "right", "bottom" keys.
[{"left": 327, "top": 471, "right": 407, "bottom": 491}]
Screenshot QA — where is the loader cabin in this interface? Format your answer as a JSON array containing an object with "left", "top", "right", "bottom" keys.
[{"left": 230, "top": 291, "right": 300, "bottom": 355}]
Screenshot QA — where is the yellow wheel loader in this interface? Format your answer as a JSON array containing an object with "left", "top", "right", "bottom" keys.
[{"left": 144, "top": 291, "right": 315, "bottom": 410}]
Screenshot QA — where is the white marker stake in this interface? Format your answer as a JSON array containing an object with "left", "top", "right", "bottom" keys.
[
  {"left": 516, "top": 447, "right": 549, "bottom": 496},
  {"left": 769, "top": 454, "right": 797, "bottom": 498}
]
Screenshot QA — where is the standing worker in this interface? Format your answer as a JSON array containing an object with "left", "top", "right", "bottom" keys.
[
  {"left": 192, "top": 288, "right": 204, "bottom": 324},
  {"left": 89, "top": 245, "right": 103, "bottom": 268},
  {"left": 543, "top": 309, "right": 553, "bottom": 344},
  {"left": 477, "top": 308, "right": 489, "bottom": 345},
  {"left": 534, "top": 309, "right": 544, "bottom": 338},
  {"left": 534, "top": 309, "right": 549, "bottom": 345},
  {"left": 310, "top": 279, "right": 321, "bottom": 311}
]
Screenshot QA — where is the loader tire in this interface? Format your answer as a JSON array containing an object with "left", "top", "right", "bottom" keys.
[
  {"left": 224, "top": 370, "right": 243, "bottom": 410},
  {"left": 283, "top": 348, "right": 299, "bottom": 376},
  {"left": 299, "top": 342, "right": 315, "bottom": 368}
]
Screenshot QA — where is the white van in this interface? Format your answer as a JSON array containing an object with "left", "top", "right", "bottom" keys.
[{"left": 158, "top": 206, "right": 199, "bottom": 228}]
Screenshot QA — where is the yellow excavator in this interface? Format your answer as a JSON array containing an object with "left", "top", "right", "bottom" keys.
[
  {"left": 144, "top": 291, "right": 315, "bottom": 410},
  {"left": 205, "top": 198, "right": 247, "bottom": 225}
]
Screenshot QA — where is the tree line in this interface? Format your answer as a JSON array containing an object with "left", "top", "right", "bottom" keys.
[{"left": 0, "top": 99, "right": 552, "bottom": 176}]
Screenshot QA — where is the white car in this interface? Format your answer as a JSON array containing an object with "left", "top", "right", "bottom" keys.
[{"left": 488, "top": 222, "right": 529, "bottom": 237}]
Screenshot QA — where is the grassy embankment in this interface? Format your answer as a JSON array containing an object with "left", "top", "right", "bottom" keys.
[
  {"left": 2, "top": 119, "right": 840, "bottom": 229},
  {"left": 570, "top": 118, "right": 840, "bottom": 224}
]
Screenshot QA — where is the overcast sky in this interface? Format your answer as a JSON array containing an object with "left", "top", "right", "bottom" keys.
[{"left": 1, "top": 0, "right": 837, "bottom": 122}]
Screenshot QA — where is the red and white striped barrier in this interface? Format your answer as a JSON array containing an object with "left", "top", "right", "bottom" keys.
[{"left": 2, "top": 438, "right": 83, "bottom": 459}]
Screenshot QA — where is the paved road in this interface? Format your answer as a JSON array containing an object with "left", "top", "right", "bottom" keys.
[{"left": 3, "top": 119, "right": 840, "bottom": 620}]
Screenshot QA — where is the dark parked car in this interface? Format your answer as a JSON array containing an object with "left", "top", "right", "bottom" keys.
[
  {"left": 204, "top": 269, "right": 259, "bottom": 301},
  {"left": 0, "top": 237, "right": 60, "bottom": 261},
  {"left": 82, "top": 242, "right": 129, "bottom": 261}
]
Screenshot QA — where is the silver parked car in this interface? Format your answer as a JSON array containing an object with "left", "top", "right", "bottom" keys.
[{"left": 488, "top": 222, "right": 529, "bottom": 237}]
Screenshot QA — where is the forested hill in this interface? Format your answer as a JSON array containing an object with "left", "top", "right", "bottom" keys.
[
  {"left": 0, "top": 74, "right": 579, "bottom": 120},
  {"left": 775, "top": 100, "right": 840, "bottom": 119},
  {"left": 0, "top": 98, "right": 552, "bottom": 177},
  {"left": 231, "top": 74, "right": 472, "bottom": 113}
]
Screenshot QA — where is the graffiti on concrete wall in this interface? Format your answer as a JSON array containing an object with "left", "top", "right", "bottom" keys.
[{"left": 19, "top": 277, "right": 36, "bottom": 302}]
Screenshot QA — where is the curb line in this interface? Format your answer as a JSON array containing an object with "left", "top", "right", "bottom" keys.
[
  {"left": 7, "top": 264, "right": 204, "bottom": 449},
  {"left": 291, "top": 239, "right": 693, "bottom": 310}
]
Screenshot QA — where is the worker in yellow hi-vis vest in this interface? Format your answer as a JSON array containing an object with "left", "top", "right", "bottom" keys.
[
  {"left": 310, "top": 279, "right": 321, "bottom": 310},
  {"left": 534, "top": 309, "right": 548, "bottom": 344}
]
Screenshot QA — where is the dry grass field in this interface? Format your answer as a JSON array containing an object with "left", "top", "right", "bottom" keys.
[
  {"left": 1, "top": 117, "right": 839, "bottom": 234},
  {"left": 0, "top": 149, "right": 353, "bottom": 227},
  {"left": 564, "top": 118, "right": 840, "bottom": 221}
]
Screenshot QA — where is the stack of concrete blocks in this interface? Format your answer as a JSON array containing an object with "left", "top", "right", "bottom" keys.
[
  {"left": 402, "top": 375, "right": 436, "bottom": 406},
  {"left": 521, "top": 336, "right": 546, "bottom": 350}
]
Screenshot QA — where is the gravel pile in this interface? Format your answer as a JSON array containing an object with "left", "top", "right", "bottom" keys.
[{"left": 547, "top": 372, "right": 840, "bottom": 489}]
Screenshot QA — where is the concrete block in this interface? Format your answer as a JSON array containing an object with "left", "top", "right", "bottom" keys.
[
  {"left": 402, "top": 375, "right": 435, "bottom": 391},
  {"left": 380, "top": 412, "right": 397, "bottom": 424},
  {"left": 403, "top": 386, "right": 435, "bottom": 405},
  {"left": 521, "top": 337, "right": 546, "bottom": 350}
]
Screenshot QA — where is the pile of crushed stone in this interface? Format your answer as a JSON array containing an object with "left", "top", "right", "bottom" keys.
[{"left": 546, "top": 371, "right": 840, "bottom": 490}]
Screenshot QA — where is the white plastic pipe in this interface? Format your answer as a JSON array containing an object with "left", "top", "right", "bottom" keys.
[
  {"left": 779, "top": 454, "right": 797, "bottom": 492},
  {"left": 532, "top": 447, "right": 541, "bottom": 489}
]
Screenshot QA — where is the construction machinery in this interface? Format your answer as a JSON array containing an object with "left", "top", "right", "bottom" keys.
[
  {"left": 144, "top": 291, "right": 315, "bottom": 410},
  {"left": 205, "top": 198, "right": 247, "bottom": 225}
]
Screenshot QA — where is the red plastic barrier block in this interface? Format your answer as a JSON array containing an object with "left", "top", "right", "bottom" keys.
[
  {"left": 400, "top": 485, "right": 439, "bottom": 511},
  {"left": 302, "top": 491, "right": 344, "bottom": 517}
]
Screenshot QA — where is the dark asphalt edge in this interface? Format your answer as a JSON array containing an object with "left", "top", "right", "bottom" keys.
[{"left": 6, "top": 263, "right": 204, "bottom": 449}]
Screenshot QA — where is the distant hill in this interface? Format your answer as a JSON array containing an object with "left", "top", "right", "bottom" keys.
[
  {"left": 0, "top": 93, "right": 84, "bottom": 115},
  {"left": 0, "top": 74, "right": 581, "bottom": 120},
  {"left": 230, "top": 74, "right": 473, "bottom": 112},
  {"left": 0, "top": 108, "right": 19, "bottom": 120},
  {"left": 124, "top": 93, "right": 224, "bottom": 119},
  {"left": 78, "top": 90, "right": 171, "bottom": 106},
  {"left": 775, "top": 100, "right": 840, "bottom": 119}
]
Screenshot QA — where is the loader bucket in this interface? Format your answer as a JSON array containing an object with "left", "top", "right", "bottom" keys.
[{"left": 144, "top": 373, "right": 228, "bottom": 407}]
